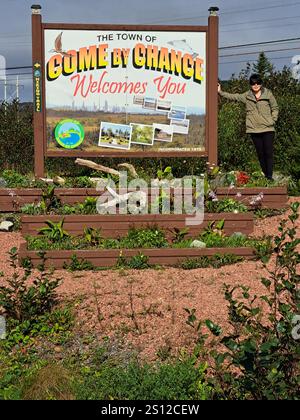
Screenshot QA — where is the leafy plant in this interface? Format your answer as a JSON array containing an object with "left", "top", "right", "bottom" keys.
[
  {"left": 0, "top": 248, "right": 60, "bottom": 322},
  {"left": 128, "top": 253, "right": 150, "bottom": 269},
  {"left": 190, "top": 202, "right": 300, "bottom": 400},
  {"left": 83, "top": 227, "right": 102, "bottom": 246},
  {"left": 41, "top": 185, "right": 61, "bottom": 213},
  {"left": 77, "top": 197, "right": 98, "bottom": 214},
  {"left": 38, "top": 219, "right": 69, "bottom": 242},
  {"left": 254, "top": 208, "right": 285, "bottom": 219},
  {"left": 200, "top": 220, "right": 225, "bottom": 242},
  {"left": 1, "top": 169, "right": 31, "bottom": 188},
  {"left": 63, "top": 254, "right": 95, "bottom": 271},
  {"left": 121, "top": 226, "right": 168, "bottom": 249},
  {"left": 157, "top": 166, "right": 173, "bottom": 180},
  {"left": 116, "top": 252, "right": 151, "bottom": 269},
  {"left": 66, "top": 176, "right": 94, "bottom": 188},
  {"left": 169, "top": 227, "right": 190, "bottom": 244},
  {"left": 74, "top": 355, "right": 211, "bottom": 400},
  {"left": 21, "top": 203, "right": 43, "bottom": 215},
  {"left": 206, "top": 198, "right": 248, "bottom": 213}
]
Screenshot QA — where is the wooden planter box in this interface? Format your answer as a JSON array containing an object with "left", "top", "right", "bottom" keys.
[
  {"left": 0, "top": 188, "right": 102, "bottom": 212},
  {"left": 0, "top": 189, "right": 43, "bottom": 212},
  {"left": 0, "top": 186, "right": 288, "bottom": 212},
  {"left": 18, "top": 242, "right": 255, "bottom": 268},
  {"left": 216, "top": 186, "right": 288, "bottom": 209},
  {"left": 21, "top": 213, "right": 254, "bottom": 238}
]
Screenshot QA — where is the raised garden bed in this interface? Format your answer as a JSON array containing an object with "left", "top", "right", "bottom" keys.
[
  {"left": 0, "top": 186, "right": 289, "bottom": 212},
  {"left": 216, "top": 186, "right": 288, "bottom": 209},
  {"left": 21, "top": 213, "right": 254, "bottom": 237},
  {"left": 18, "top": 242, "right": 255, "bottom": 268}
]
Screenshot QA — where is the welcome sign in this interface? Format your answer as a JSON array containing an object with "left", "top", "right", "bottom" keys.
[{"left": 44, "top": 30, "right": 206, "bottom": 154}]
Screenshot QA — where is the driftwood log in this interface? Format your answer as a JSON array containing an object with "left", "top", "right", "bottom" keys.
[
  {"left": 75, "top": 159, "right": 120, "bottom": 176},
  {"left": 117, "top": 163, "right": 138, "bottom": 178},
  {"left": 75, "top": 159, "right": 138, "bottom": 178},
  {"left": 39, "top": 176, "right": 66, "bottom": 186}
]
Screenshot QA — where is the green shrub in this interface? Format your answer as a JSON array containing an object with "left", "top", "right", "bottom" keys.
[
  {"left": 206, "top": 198, "right": 248, "bottom": 213},
  {"left": 0, "top": 101, "right": 34, "bottom": 173},
  {"left": 189, "top": 202, "right": 300, "bottom": 400},
  {"left": 0, "top": 248, "right": 60, "bottom": 322},
  {"left": 116, "top": 252, "right": 151, "bottom": 270},
  {"left": 1, "top": 169, "right": 31, "bottom": 188},
  {"left": 65, "top": 176, "right": 94, "bottom": 188},
  {"left": 121, "top": 226, "right": 168, "bottom": 249},
  {"left": 74, "top": 358, "right": 211, "bottom": 400},
  {"left": 63, "top": 254, "right": 95, "bottom": 271},
  {"left": 38, "top": 219, "right": 69, "bottom": 242}
]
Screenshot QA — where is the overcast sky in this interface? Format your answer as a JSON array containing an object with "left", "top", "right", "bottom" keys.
[{"left": 0, "top": 0, "right": 300, "bottom": 101}]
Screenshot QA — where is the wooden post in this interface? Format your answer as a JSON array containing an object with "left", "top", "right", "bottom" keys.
[
  {"left": 31, "top": 5, "right": 45, "bottom": 177},
  {"left": 207, "top": 7, "right": 219, "bottom": 166}
]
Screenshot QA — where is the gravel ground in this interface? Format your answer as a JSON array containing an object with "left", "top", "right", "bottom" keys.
[{"left": 0, "top": 197, "right": 299, "bottom": 361}]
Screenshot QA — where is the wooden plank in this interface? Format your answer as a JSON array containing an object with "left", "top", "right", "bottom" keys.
[
  {"left": 0, "top": 186, "right": 288, "bottom": 213},
  {"left": 21, "top": 213, "right": 254, "bottom": 237},
  {"left": 216, "top": 186, "right": 287, "bottom": 195},
  {"left": 18, "top": 243, "right": 255, "bottom": 268},
  {"left": 207, "top": 14, "right": 219, "bottom": 166},
  {"left": 32, "top": 8, "right": 45, "bottom": 177},
  {"left": 21, "top": 213, "right": 253, "bottom": 222},
  {"left": 42, "top": 23, "right": 208, "bottom": 32}
]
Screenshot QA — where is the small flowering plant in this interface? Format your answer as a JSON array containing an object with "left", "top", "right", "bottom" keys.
[
  {"left": 249, "top": 192, "right": 264, "bottom": 207},
  {"left": 236, "top": 171, "right": 250, "bottom": 186},
  {"left": 224, "top": 171, "right": 251, "bottom": 188}
]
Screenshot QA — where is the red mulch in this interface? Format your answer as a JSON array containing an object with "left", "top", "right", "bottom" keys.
[{"left": 0, "top": 197, "right": 299, "bottom": 361}]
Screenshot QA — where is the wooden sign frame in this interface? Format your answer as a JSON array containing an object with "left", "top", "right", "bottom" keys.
[{"left": 32, "top": 7, "right": 218, "bottom": 177}]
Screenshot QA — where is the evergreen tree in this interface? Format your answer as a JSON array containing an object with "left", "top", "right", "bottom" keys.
[{"left": 252, "top": 52, "right": 274, "bottom": 79}]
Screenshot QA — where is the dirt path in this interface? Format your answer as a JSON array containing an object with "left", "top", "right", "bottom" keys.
[{"left": 0, "top": 197, "right": 299, "bottom": 360}]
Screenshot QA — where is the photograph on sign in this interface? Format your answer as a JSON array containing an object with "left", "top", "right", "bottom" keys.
[
  {"left": 44, "top": 30, "right": 206, "bottom": 154},
  {"left": 130, "top": 123, "right": 154, "bottom": 146},
  {"left": 156, "top": 100, "right": 172, "bottom": 113},
  {"left": 168, "top": 105, "right": 187, "bottom": 120},
  {"left": 171, "top": 118, "right": 190, "bottom": 135},
  {"left": 153, "top": 124, "right": 173, "bottom": 143},
  {"left": 99, "top": 122, "right": 132, "bottom": 150}
]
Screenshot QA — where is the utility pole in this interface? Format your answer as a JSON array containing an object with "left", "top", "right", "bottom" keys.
[
  {"left": 4, "top": 78, "right": 7, "bottom": 102},
  {"left": 16, "top": 76, "right": 19, "bottom": 101}
]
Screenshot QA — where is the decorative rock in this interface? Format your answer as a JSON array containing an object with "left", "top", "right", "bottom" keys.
[
  {"left": 231, "top": 232, "right": 246, "bottom": 239},
  {"left": 0, "top": 178, "right": 7, "bottom": 188},
  {"left": 0, "top": 221, "right": 14, "bottom": 232},
  {"left": 0, "top": 316, "right": 6, "bottom": 340},
  {"left": 190, "top": 240, "right": 207, "bottom": 248}
]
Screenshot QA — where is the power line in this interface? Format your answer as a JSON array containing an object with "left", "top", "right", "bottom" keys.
[
  {"left": 147, "top": 1, "right": 300, "bottom": 24},
  {"left": 1, "top": 10, "right": 300, "bottom": 41},
  {"left": 220, "top": 37, "right": 300, "bottom": 49},
  {"left": 221, "top": 14, "right": 300, "bottom": 27},
  {"left": 0, "top": 73, "right": 32, "bottom": 77},
  {"left": 221, "top": 21, "right": 300, "bottom": 33},
  {"left": 220, "top": 46, "right": 300, "bottom": 58},
  {"left": 220, "top": 56, "right": 296, "bottom": 65},
  {"left": 5, "top": 66, "right": 31, "bottom": 70}
]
